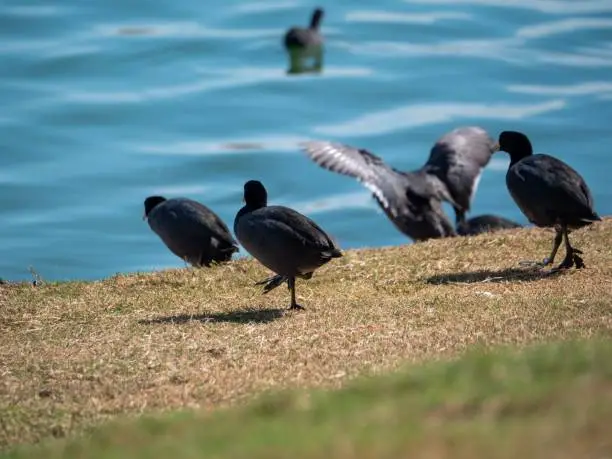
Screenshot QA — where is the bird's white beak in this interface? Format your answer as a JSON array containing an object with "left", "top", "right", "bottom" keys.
[{"left": 492, "top": 142, "right": 500, "bottom": 152}]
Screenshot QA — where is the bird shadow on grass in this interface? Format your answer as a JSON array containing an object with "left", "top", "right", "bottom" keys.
[
  {"left": 139, "top": 307, "right": 285, "bottom": 325},
  {"left": 426, "top": 266, "right": 565, "bottom": 285}
]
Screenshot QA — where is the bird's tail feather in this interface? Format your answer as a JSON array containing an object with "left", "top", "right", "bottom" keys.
[
  {"left": 325, "top": 248, "right": 343, "bottom": 259},
  {"left": 582, "top": 213, "right": 602, "bottom": 223}
]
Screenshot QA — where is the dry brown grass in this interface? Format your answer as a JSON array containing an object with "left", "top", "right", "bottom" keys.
[{"left": 1, "top": 219, "right": 611, "bottom": 449}]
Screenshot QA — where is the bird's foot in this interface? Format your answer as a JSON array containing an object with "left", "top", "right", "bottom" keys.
[
  {"left": 573, "top": 253, "right": 586, "bottom": 269},
  {"left": 555, "top": 257, "right": 574, "bottom": 270},
  {"left": 255, "top": 275, "right": 287, "bottom": 294},
  {"left": 554, "top": 248, "right": 585, "bottom": 271},
  {"left": 288, "top": 303, "right": 305, "bottom": 311}
]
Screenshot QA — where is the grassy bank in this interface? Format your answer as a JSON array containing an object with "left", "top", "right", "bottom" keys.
[
  {"left": 4, "top": 339, "right": 612, "bottom": 458},
  {"left": 1, "top": 219, "right": 611, "bottom": 452}
]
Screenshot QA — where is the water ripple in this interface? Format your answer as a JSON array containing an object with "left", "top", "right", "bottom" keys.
[
  {"left": 93, "top": 22, "right": 281, "bottom": 39},
  {"left": 229, "top": 1, "right": 300, "bottom": 14},
  {"left": 136, "top": 135, "right": 310, "bottom": 156},
  {"left": 345, "top": 10, "right": 472, "bottom": 24},
  {"left": 340, "top": 38, "right": 520, "bottom": 62},
  {"left": 508, "top": 81, "right": 612, "bottom": 96},
  {"left": 313, "top": 100, "right": 567, "bottom": 138},
  {"left": 531, "top": 50, "right": 612, "bottom": 67},
  {"left": 289, "top": 191, "right": 374, "bottom": 216},
  {"left": 516, "top": 18, "right": 612, "bottom": 39},
  {"left": 403, "top": 0, "right": 612, "bottom": 15},
  {"left": 61, "top": 66, "right": 373, "bottom": 104},
  {"left": 3, "top": 5, "right": 67, "bottom": 17}
]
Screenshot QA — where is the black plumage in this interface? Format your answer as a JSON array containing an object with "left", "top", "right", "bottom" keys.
[
  {"left": 497, "top": 130, "right": 601, "bottom": 269},
  {"left": 234, "top": 180, "right": 342, "bottom": 310},
  {"left": 302, "top": 126, "right": 498, "bottom": 241},
  {"left": 284, "top": 8, "right": 324, "bottom": 50},
  {"left": 143, "top": 196, "right": 238, "bottom": 267},
  {"left": 457, "top": 214, "right": 522, "bottom": 236}
]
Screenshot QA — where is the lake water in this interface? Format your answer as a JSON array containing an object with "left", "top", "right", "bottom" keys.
[{"left": 1, "top": 0, "right": 611, "bottom": 282}]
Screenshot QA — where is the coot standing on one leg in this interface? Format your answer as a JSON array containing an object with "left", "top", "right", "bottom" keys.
[
  {"left": 143, "top": 196, "right": 238, "bottom": 267},
  {"left": 234, "top": 180, "right": 342, "bottom": 310},
  {"left": 496, "top": 131, "right": 601, "bottom": 269}
]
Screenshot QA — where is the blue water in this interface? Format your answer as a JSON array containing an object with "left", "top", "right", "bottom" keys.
[{"left": 1, "top": 0, "right": 611, "bottom": 282}]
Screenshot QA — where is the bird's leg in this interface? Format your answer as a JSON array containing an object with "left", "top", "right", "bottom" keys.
[
  {"left": 543, "top": 228, "right": 563, "bottom": 266},
  {"left": 557, "top": 226, "right": 585, "bottom": 270},
  {"left": 519, "top": 228, "right": 563, "bottom": 267},
  {"left": 455, "top": 209, "right": 467, "bottom": 234},
  {"left": 288, "top": 276, "right": 304, "bottom": 311}
]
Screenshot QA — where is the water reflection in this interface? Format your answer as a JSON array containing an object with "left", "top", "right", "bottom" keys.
[{"left": 286, "top": 45, "right": 324, "bottom": 75}]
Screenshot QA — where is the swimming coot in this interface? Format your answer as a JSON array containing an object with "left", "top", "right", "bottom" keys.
[
  {"left": 284, "top": 8, "right": 324, "bottom": 74},
  {"left": 496, "top": 131, "right": 601, "bottom": 269},
  {"left": 284, "top": 7, "right": 324, "bottom": 51},
  {"left": 144, "top": 196, "right": 238, "bottom": 267},
  {"left": 234, "top": 180, "right": 342, "bottom": 310}
]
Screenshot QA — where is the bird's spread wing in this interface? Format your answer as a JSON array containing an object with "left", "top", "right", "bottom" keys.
[
  {"left": 302, "top": 141, "right": 410, "bottom": 218},
  {"left": 424, "top": 126, "right": 496, "bottom": 208}
]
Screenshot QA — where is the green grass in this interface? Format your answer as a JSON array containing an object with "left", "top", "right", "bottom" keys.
[{"left": 3, "top": 338, "right": 612, "bottom": 459}]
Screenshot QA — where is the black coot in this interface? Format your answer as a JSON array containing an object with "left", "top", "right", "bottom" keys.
[
  {"left": 284, "top": 8, "right": 324, "bottom": 51},
  {"left": 144, "top": 196, "right": 238, "bottom": 267},
  {"left": 496, "top": 131, "right": 601, "bottom": 269},
  {"left": 457, "top": 214, "right": 522, "bottom": 236},
  {"left": 283, "top": 8, "right": 324, "bottom": 73},
  {"left": 234, "top": 180, "right": 342, "bottom": 310},
  {"left": 302, "top": 127, "right": 497, "bottom": 241}
]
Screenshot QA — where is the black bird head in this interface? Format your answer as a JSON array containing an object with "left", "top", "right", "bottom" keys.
[
  {"left": 310, "top": 7, "right": 324, "bottom": 29},
  {"left": 495, "top": 131, "right": 534, "bottom": 165},
  {"left": 143, "top": 196, "right": 167, "bottom": 219},
  {"left": 243, "top": 180, "right": 268, "bottom": 209}
]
